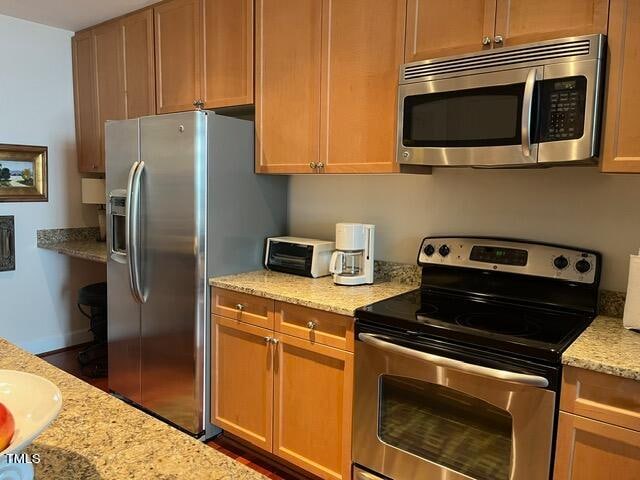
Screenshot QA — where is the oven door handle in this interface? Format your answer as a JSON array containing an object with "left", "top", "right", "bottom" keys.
[{"left": 358, "top": 333, "right": 549, "bottom": 388}]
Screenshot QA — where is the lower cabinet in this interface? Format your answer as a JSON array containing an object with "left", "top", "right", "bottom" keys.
[
  {"left": 554, "top": 366, "right": 640, "bottom": 479},
  {"left": 273, "top": 333, "right": 353, "bottom": 480},
  {"left": 212, "top": 316, "right": 273, "bottom": 451},
  {"left": 554, "top": 412, "right": 640, "bottom": 479},
  {"left": 212, "top": 289, "right": 353, "bottom": 480}
]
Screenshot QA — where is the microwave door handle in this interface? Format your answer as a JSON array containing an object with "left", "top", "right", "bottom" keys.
[
  {"left": 521, "top": 68, "right": 537, "bottom": 158},
  {"left": 358, "top": 333, "right": 549, "bottom": 388}
]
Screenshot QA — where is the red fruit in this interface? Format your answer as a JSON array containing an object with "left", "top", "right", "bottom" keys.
[{"left": 0, "top": 402, "right": 15, "bottom": 451}]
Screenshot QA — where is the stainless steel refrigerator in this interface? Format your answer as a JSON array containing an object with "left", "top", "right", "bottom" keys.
[{"left": 105, "top": 111, "right": 287, "bottom": 437}]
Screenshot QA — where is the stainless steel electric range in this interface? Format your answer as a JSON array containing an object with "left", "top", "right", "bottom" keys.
[{"left": 353, "top": 237, "right": 601, "bottom": 480}]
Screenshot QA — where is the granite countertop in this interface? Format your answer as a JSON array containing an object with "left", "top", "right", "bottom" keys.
[
  {"left": 0, "top": 339, "right": 264, "bottom": 479},
  {"left": 38, "top": 240, "right": 107, "bottom": 264},
  {"left": 210, "top": 269, "right": 418, "bottom": 316},
  {"left": 37, "top": 227, "right": 107, "bottom": 264},
  {"left": 562, "top": 316, "right": 640, "bottom": 381}
]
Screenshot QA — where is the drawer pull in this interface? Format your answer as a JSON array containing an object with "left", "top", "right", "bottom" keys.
[
  {"left": 235, "top": 303, "right": 245, "bottom": 311},
  {"left": 307, "top": 321, "right": 318, "bottom": 330}
]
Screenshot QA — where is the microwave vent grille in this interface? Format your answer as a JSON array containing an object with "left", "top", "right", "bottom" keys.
[{"left": 403, "top": 38, "right": 592, "bottom": 81}]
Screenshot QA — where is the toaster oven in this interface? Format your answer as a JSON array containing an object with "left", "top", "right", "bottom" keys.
[{"left": 265, "top": 236, "right": 335, "bottom": 278}]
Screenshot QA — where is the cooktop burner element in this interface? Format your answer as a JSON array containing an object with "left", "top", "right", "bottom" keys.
[
  {"left": 356, "top": 237, "right": 601, "bottom": 364},
  {"left": 454, "top": 312, "right": 542, "bottom": 338}
]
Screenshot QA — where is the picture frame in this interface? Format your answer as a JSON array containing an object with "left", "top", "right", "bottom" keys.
[{"left": 0, "top": 144, "right": 48, "bottom": 202}]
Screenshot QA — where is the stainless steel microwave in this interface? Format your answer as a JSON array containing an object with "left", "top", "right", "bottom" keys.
[{"left": 397, "top": 35, "right": 605, "bottom": 168}]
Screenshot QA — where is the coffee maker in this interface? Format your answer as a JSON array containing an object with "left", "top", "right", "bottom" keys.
[{"left": 329, "top": 223, "right": 375, "bottom": 286}]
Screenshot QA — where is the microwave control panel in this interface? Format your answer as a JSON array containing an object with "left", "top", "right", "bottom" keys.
[{"left": 538, "top": 76, "right": 587, "bottom": 142}]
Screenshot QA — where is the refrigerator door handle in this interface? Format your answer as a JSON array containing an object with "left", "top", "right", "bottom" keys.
[{"left": 126, "top": 161, "right": 146, "bottom": 303}]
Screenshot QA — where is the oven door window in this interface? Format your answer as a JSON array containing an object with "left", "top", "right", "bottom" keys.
[
  {"left": 402, "top": 83, "right": 527, "bottom": 148},
  {"left": 378, "top": 375, "right": 512, "bottom": 480}
]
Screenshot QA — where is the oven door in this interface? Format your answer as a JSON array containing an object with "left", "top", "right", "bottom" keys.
[
  {"left": 353, "top": 333, "right": 556, "bottom": 480},
  {"left": 398, "top": 67, "right": 543, "bottom": 167}
]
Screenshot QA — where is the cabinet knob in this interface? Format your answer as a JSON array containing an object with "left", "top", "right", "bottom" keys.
[
  {"left": 309, "top": 162, "right": 317, "bottom": 169},
  {"left": 494, "top": 35, "right": 504, "bottom": 45},
  {"left": 193, "top": 99, "right": 204, "bottom": 110},
  {"left": 270, "top": 337, "right": 280, "bottom": 345},
  {"left": 316, "top": 162, "right": 325, "bottom": 170},
  {"left": 264, "top": 336, "right": 272, "bottom": 343},
  {"left": 306, "top": 321, "right": 318, "bottom": 330},
  {"left": 235, "top": 303, "right": 245, "bottom": 311},
  {"left": 482, "top": 36, "right": 492, "bottom": 46}
]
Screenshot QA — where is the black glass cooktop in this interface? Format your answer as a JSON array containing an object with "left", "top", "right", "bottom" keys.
[{"left": 356, "top": 289, "right": 594, "bottom": 363}]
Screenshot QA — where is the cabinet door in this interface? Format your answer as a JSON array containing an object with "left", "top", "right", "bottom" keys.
[
  {"left": 321, "top": 0, "right": 405, "bottom": 174},
  {"left": 122, "top": 9, "right": 156, "bottom": 118},
  {"left": 72, "top": 30, "right": 101, "bottom": 173},
  {"left": 202, "top": 0, "right": 253, "bottom": 108},
  {"left": 601, "top": 0, "right": 640, "bottom": 173},
  {"left": 405, "top": 0, "right": 496, "bottom": 61},
  {"left": 255, "top": 0, "right": 323, "bottom": 174},
  {"left": 154, "top": 0, "right": 202, "bottom": 113},
  {"left": 212, "top": 315, "right": 273, "bottom": 451},
  {"left": 554, "top": 412, "right": 640, "bottom": 480},
  {"left": 94, "top": 22, "right": 127, "bottom": 169},
  {"left": 273, "top": 333, "right": 353, "bottom": 480},
  {"left": 494, "top": 0, "right": 609, "bottom": 47}
]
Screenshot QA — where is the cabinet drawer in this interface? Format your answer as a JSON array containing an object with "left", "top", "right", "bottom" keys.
[
  {"left": 561, "top": 366, "right": 640, "bottom": 432},
  {"left": 274, "top": 302, "right": 354, "bottom": 352},
  {"left": 212, "top": 288, "right": 275, "bottom": 329}
]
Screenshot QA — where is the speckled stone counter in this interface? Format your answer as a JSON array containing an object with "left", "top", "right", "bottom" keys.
[
  {"left": 562, "top": 316, "right": 640, "bottom": 381},
  {"left": 210, "top": 269, "right": 418, "bottom": 316},
  {"left": 37, "top": 228, "right": 107, "bottom": 264},
  {"left": 0, "top": 339, "right": 265, "bottom": 480}
]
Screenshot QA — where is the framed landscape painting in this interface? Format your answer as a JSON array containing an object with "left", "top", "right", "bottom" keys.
[{"left": 0, "top": 144, "right": 48, "bottom": 202}]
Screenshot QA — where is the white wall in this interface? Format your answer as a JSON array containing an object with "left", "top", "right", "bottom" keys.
[
  {"left": 0, "top": 15, "right": 105, "bottom": 353},
  {"left": 289, "top": 168, "right": 640, "bottom": 292}
]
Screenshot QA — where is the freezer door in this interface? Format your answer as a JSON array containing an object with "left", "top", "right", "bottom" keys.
[
  {"left": 139, "top": 112, "right": 207, "bottom": 434},
  {"left": 105, "top": 118, "right": 142, "bottom": 404}
]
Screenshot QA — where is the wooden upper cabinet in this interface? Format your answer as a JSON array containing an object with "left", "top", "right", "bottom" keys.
[
  {"left": 154, "top": 0, "right": 202, "bottom": 113},
  {"left": 554, "top": 412, "right": 640, "bottom": 480},
  {"left": 121, "top": 9, "right": 156, "bottom": 118},
  {"left": 322, "top": 0, "right": 405, "bottom": 174},
  {"left": 212, "top": 316, "right": 274, "bottom": 452},
  {"left": 202, "top": 0, "right": 253, "bottom": 108},
  {"left": 405, "top": 0, "right": 496, "bottom": 62},
  {"left": 273, "top": 333, "right": 353, "bottom": 480},
  {"left": 601, "top": 0, "right": 640, "bottom": 173},
  {"left": 255, "top": 0, "right": 323, "bottom": 174},
  {"left": 94, "top": 22, "right": 127, "bottom": 167},
  {"left": 494, "top": 0, "right": 609, "bottom": 47},
  {"left": 72, "top": 31, "right": 101, "bottom": 173}
]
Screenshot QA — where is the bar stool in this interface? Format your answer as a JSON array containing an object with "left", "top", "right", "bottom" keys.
[{"left": 77, "top": 282, "right": 107, "bottom": 377}]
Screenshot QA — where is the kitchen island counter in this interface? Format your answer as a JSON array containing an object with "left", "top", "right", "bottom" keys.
[
  {"left": 0, "top": 338, "right": 264, "bottom": 479},
  {"left": 562, "top": 315, "right": 640, "bottom": 381}
]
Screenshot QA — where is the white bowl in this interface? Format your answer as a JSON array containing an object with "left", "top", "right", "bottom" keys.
[{"left": 0, "top": 370, "right": 62, "bottom": 479}]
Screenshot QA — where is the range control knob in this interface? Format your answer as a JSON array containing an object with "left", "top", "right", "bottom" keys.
[
  {"left": 423, "top": 244, "right": 435, "bottom": 256},
  {"left": 553, "top": 255, "right": 569, "bottom": 270},
  {"left": 439, "top": 245, "right": 450, "bottom": 257},
  {"left": 575, "top": 259, "right": 591, "bottom": 274}
]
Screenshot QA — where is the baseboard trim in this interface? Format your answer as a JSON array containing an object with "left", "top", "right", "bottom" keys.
[{"left": 20, "top": 329, "right": 94, "bottom": 355}]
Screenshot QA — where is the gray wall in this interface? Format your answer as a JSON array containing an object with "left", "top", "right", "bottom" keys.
[{"left": 289, "top": 167, "right": 640, "bottom": 291}]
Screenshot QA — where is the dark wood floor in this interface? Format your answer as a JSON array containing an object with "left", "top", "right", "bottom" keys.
[{"left": 40, "top": 345, "right": 312, "bottom": 480}]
